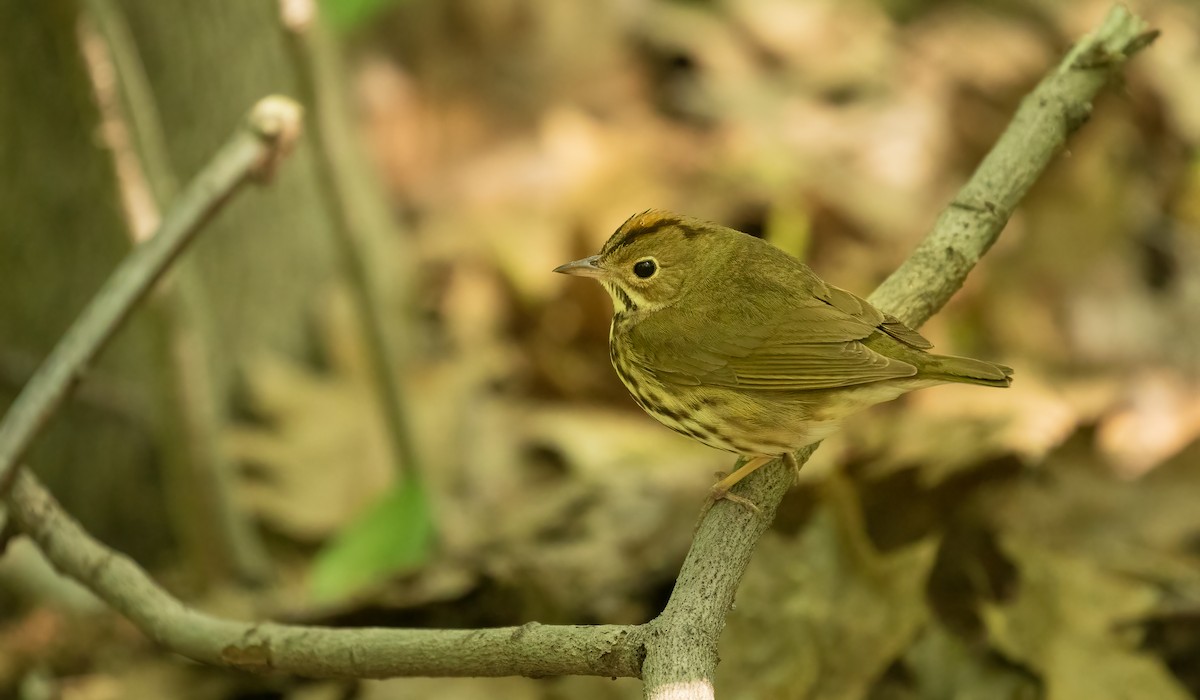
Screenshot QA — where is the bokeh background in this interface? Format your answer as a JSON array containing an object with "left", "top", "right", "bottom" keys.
[{"left": 3, "top": 0, "right": 1200, "bottom": 698}]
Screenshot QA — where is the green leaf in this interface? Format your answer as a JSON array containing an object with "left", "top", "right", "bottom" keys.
[{"left": 309, "top": 477, "right": 435, "bottom": 601}]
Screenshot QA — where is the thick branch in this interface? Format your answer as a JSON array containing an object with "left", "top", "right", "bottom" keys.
[
  {"left": 0, "top": 96, "right": 303, "bottom": 499},
  {"left": 7, "top": 470, "right": 646, "bottom": 678},
  {"left": 641, "top": 6, "right": 1156, "bottom": 699}
]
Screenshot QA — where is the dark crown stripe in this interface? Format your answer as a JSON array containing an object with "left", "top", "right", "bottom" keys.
[{"left": 601, "top": 212, "right": 683, "bottom": 254}]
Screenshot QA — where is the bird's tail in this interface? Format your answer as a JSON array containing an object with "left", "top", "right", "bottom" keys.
[{"left": 921, "top": 354, "right": 1013, "bottom": 388}]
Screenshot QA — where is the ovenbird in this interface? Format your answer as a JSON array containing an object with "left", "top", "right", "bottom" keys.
[{"left": 555, "top": 210, "right": 1012, "bottom": 510}]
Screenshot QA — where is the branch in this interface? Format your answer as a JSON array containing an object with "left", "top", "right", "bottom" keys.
[
  {"left": 280, "top": 0, "right": 423, "bottom": 482},
  {"left": 0, "top": 4, "right": 1156, "bottom": 693},
  {"left": 870, "top": 7, "right": 1160, "bottom": 327},
  {"left": 642, "top": 6, "right": 1156, "bottom": 699},
  {"left": 6, "top": 470, "right": 647, "bottom": 678},
  {"left": 81, "top": 0, "right": 275, "bottom": 584},
  {"left": 0, "top": 96, "right": 303, "bottom": 499}
]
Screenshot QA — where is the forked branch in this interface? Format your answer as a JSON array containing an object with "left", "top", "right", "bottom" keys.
[
  {"left": 642, "top": 7, "right": 1157, "bottom": 699},
  {"left": 0, "top": 96, "right": 303, "bottom": 499},
  {"left": 0, "top": 5, "right": 1156, "bottom": 697}
]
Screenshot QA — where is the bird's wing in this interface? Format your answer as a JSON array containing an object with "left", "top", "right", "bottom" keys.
[
  {"left": 815, "top": 282, "right": 932, "bottom": 350},
  {"left": 627, "top": 284, "right": 924, "bottom": 391}
]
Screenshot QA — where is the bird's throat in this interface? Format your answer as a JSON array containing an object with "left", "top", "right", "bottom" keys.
[{"left": 602, "top": 282, "right": 639, "bottom": 313}]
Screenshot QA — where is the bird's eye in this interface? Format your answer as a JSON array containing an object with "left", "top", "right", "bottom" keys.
[{"left": 633, "top": 259, "right": 657, "bottom": 279}]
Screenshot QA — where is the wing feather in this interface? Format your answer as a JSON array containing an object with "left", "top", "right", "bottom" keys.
[{"left": 626, "top": 290, "right": 921, "bottom": 391}]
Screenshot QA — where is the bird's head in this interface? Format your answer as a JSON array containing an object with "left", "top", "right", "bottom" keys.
[{"left": 554, "top": 210, "right": 728, "bottom": 314}]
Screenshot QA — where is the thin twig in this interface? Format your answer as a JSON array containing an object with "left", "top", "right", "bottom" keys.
[
  {"left": 641, "top": 6, "right": 1156, "bottom": 699},
  {"left": 80, "top": 0, "right": 176, "bottom": 207},
  {"left": 0, "top": 96, "right": 304, "bottom": 499},
  {"left": 80, "top": 0, "right": 274, "bottom": 585},
  {"left": 7, "top": 470, "right": 647, "bottom": 678},
  {"left": 280, "top": 0, "right": 423, "bottom": 482}
]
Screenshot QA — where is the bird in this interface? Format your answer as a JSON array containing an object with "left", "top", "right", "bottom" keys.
[{"left": 554, "top": 209, "right": 1012, "bottom": 512}]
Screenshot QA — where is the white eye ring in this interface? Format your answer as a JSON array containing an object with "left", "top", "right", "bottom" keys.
[{"left": 633, "top": 258, "right": 658, "bottom": 279}]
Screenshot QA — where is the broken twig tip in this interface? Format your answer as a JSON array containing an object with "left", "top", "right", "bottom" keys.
[
  {"left": 1125, "top": 29, "right": 1161, "bottom": 56},
  {"left": 248, "top": 95, "right": 304, "bottom": 182},
  {"left": 279, "top": 0, "right": 316, "bottom": 33}
]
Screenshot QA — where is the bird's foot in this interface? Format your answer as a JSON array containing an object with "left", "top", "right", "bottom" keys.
[
  {"left": 694, "top": 482, "right": 761, "bottom": 532},
  {"left": 717, "top": 489, "right": 761, "bottom": 514}
]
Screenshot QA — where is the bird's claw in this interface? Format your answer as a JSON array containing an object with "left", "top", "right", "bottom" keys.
[{"left": 694, "top": 484, "right": 761, "bottom": 533}]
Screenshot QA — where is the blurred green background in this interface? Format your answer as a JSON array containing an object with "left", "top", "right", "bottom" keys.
[{"left": 2, "top": 0, "right": 1200, "bottom": 698}]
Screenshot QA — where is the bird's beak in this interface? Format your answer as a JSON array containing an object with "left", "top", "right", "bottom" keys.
[{"left": 553, "top": 255, "right": 604, "bottom": 278}]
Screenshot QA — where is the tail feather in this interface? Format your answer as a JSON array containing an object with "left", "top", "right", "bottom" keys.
[{"left": 922, "top": 354, "right": 1013, "bottom": 388}]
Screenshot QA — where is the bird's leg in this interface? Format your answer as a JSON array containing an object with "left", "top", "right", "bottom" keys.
[
  {"left": 783, "top": 451, "right": 801, "bottom": 483},
  {"left": 711, "top": 455, "right": 773, "bottom": 505},
  {"left": 695, "top": 455, "right": 775, "bottom": 528}
]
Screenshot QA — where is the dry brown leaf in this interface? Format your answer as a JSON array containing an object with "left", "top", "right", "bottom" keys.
[
  {"left": 723, "top": 0, "right": 894, "bottom": 90},
  {"left": 1128, "top": 0, "right": 1200, "bottom": 142},
  {"left": 718, "top": 502, "right": 937, "bottom": 700},
  {"left": 1097, "top": 372, "right": 1200, "bottom": 478},
  {"left": 982, "top": 534, "right": 1189, "bottom": 700},
  {"left": 997, "top": 437, "right": 1200, "bottom": 593},
  {"left": 902, "top": 623, "right": 1039, "bottom": 700},
  {"left": 456, "top": 402, "right": 726, "bottom": 621},
  {"left": 853, "top": 371, "right": 1105, "bottom": 486},
  {"left": 227, "top": 291, "right": 394, "bottom": 540}
]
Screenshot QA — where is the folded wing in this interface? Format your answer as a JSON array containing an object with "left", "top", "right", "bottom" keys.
[{"left": 627, "top": 282, "right": 928, "bottom": 391}]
